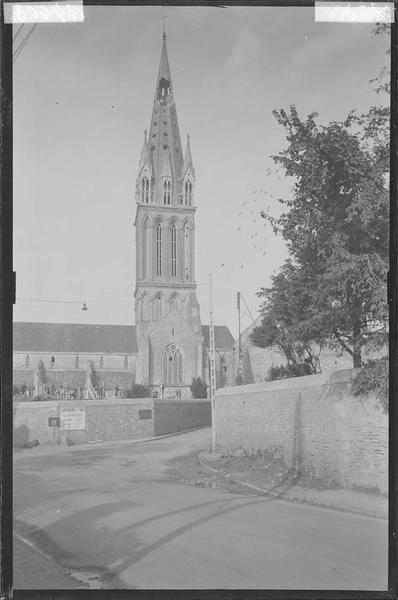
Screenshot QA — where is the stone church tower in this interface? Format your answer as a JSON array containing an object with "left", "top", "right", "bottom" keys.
[{"left": 134, "top": 32, "right": 203, "bottom": 396}]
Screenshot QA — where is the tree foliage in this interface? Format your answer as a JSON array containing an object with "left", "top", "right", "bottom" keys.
[
  {"left": 251, "top": 261, "right": 322, "bottom": 374},
  {"left": 257, "top": 103, "right": 389, "bottom": 368},
  {"left": 352, "top": 356, "right": 388, "bottom": 412}
]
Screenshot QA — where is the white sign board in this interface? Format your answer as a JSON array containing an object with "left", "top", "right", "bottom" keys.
[{"left": 60, "top": 407, "right": 86, "bottom": 431}]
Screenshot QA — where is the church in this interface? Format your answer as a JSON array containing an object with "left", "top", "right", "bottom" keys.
[{"left": 13, "top": 33, "right": 236, "bottom": 399}]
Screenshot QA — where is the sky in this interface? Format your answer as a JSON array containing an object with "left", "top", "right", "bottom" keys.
[{"left": 13, "top": 5, "right": 390, "bottom": 338}]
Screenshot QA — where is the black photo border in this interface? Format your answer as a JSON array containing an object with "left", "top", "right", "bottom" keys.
[{"left": 1, "top": 1, "right": 397, "bottom": 599}]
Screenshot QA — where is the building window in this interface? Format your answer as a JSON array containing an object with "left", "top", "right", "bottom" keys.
[
  {"left": 75, "top": 355, "right": 79, "bottom": 369},
  {"left": 162, "top": 344, "right": 182, "bottom": 385},
  {"left": 184, "top": 181, "right": 192, "bottom": 205},
  {"left": 25, "top": 355, "right": 30, "bottom": 368},
  {"left": 153, "top": 294, "right": 162, "bottom": 321},
  {"left": 99, "top": 356, "right": 104, "bottom": 369},
  {"left": 50, "top": 356, "right": 55, "bottom": 368},
  {"left": 156, "top": 224, "right": 162, "bottom": 276},
  {"left": 171, "top": 224, "right": 177, "bottom": 276},
  {"left": 141, "top": 177, "right": 149, "bottom": 203},
  {"left": 124, "top": 356, "right": 128, "bottom": 370},
  {"left": 163, "top": 179, "right": 171, "bottom": 205}
]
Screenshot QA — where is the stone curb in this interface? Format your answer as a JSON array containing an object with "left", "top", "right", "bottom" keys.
[
  {"left": 197, "top": 454, "right": 387, "bottom": 520},
  {"left": 14, "top": 532, "right": 86, "bottom": 589}
]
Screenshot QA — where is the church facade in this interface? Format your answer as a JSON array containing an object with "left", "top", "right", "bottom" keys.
[{"left": 12, "top": 34, "right": 236, "bottom": 399}]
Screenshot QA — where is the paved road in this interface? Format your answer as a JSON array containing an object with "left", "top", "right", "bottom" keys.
[{"left": 14, "top": 428, "right": 388, "bottom": 590}]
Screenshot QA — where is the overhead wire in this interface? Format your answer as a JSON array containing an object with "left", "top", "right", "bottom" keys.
[
  {"left": 13, "top": 23, "right": 37, "bottom": 63},
  {"left": 13, "top": 23, "right": 24, "bottom": 43}
]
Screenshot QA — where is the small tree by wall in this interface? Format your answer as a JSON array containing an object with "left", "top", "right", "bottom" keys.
[
  {"left": 190, "top": 377, "right": 207, "bottom": 399},
  {"left": 89, "top": 361, "right": 101, "bottom": 389}
]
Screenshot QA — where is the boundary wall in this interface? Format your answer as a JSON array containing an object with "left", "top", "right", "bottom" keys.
[
  {"left": 154, "top": 399, "right": 211, "bottom": 435},
  {"left": 215, "top": 370, "right": 388, "bottom": 494},
  {"left": 13, "top": 398, "right": 211, "bottom": 446}
]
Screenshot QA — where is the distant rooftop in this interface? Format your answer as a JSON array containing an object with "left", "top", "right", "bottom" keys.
[{"left": 13, "top": 322, "right": 234, "bottom": 353}]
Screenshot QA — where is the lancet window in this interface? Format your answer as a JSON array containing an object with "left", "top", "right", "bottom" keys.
[
  {"left": 141, "top": 177, "right": 150, "bottom": 203},
  {"left": 153, "top": 294, "right": 162, "bottom": 321},
  {"left": 156, "top": 224, "right": 162, "bottom": 276},
  {"left": 163, "top": 179, "right": 171, "bottom": 205},
  {"left": 171, "top": 224, "right": 177, "bottom": 276},
  {"left": 184, "top": 180, "right": 193, "bottom": 205}
]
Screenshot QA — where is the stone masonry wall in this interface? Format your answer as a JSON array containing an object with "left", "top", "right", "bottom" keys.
[
  {"left": 215, "top": 370, "right": 388, "bottom": 494},
  {"left": 13, "top": 398, "right": 154, "bottom": 446}
]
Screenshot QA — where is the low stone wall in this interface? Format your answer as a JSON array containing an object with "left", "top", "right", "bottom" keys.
[
  {"left": 13, "top": 397, "right": 211, "bottom": 446},
  {"left": 215, "top": 370, "right": 388, "bottom": 494},
  {"left": 13, "top": 397, "right": 155, "bottom": 446},
  {"left": 154, "top": 399, "right": 211, "bottom": 436}
]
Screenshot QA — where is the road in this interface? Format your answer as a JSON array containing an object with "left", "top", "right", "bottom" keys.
[{"left": 14, "top": 428, "right": 388, "bottom": 590}]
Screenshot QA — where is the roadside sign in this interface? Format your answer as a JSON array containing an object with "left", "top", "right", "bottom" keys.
[
  {"left": 48, "top": 417, "right": 60, "bottom": 427},
  {"left": 60, "top": 407, "right": 86, "bottom": 431}
]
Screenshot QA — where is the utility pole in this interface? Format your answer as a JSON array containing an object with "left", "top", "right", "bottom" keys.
[
  {"left": 237, "top": 291, "right": 242, "bottom": 383},
  {"left": 208, "top": 273, "right": 216, "bottom": 452}
]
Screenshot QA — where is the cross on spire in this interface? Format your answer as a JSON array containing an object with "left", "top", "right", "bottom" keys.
[{"left": 162, "top": 16, "right": 167, "bottom": 41}]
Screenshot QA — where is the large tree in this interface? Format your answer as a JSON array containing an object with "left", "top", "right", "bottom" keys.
[{"left": 255, "top": 104, "right": 389, "bottom": 368}]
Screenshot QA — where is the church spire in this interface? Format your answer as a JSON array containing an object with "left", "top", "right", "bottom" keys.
[
  {"left": 146, "top": 30, "right": 184, "bottom": 204},
  {"left": 156, "top": 28, "right": 173, "bottom": 103}
]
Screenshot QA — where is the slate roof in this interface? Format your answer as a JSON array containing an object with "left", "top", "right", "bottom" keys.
[
  {"left": 13, "top": 322, "right": 138, "bottom": 354},
  {"left": 201, "top": 325, "right": 235, "bottom": 350},
  {"left": 13, "top": 322, "right": 235, "bottom": 353}
]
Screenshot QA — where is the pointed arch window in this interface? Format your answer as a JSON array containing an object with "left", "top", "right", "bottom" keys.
[
  {"left": 171, "top": 224, "right": 177, "bottom": 276},
  {"left": 141, "top": 177, "right": 150, "bottom": 203},
  {"left": 162, "top": 344, "right": 182, "bottom": 385},
  {"left": 163, "top": 179, "right": 171, "bottom": 205},
  {"left": 124, "top": 356, "right": 128, "bottom": 370},
  {"left": 25, "top": 355, "right": 30, "bottom": 368},
  {"left": 156, "top": 224, "right": 162, "bottom": 276},
  {"left": 153, "top": 294, "right": 162, "bottom": 321},
  {"left": 184, "top": 181, "right": 192, "bottom": 205},
  {"left": 99, "top": 356, "right": 104, "bottom": 369},
  {"left": 75, "top": 355, "right": 79, "bottom": 369}
]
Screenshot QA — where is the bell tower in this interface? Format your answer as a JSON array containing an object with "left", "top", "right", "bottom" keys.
[{"left": 134, "top": 31, "right": 203, "bottom": 395}]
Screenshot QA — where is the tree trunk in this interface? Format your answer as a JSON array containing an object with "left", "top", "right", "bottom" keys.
[{"left": 352, "top": 315, "right": 362, "bottom": 368}]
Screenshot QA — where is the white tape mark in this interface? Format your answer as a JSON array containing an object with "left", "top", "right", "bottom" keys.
[
  {"left": 315, "top": 2, "right": 394, "bottom": 23},
  {"left": 4, "top": 1, "right": 84, "bottom": 24}
]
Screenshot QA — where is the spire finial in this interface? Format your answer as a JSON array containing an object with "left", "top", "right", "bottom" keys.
[{"left": 162, "top": 16, "right": 167, "bottom": 41}]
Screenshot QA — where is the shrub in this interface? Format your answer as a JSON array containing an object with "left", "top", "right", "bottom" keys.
[
  {"left": 190, "top": 377, "right": 208, "bottom": 399},
  {"left": 352, "top": 356, "right": 388, "bottom": 412},
  {"left": 266, "top": 362, "right": 313, "bottom": 381},
  {"left": 125, "top": 384, "right": 151, "bottom": 398}
]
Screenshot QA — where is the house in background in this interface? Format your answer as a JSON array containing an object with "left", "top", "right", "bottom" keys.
[{"left": 236, "top": 318, "right": 353, "bottom": 385}]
